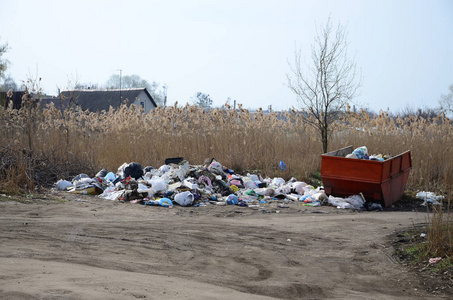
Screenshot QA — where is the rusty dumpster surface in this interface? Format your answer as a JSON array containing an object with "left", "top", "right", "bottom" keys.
[{"left": 321, "top": 145, "right": 412, "bottom": 208}]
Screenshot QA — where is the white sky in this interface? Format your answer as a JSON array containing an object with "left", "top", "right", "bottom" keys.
[{"left": 1, "top": 0, "right": 452, "bottom": 112}]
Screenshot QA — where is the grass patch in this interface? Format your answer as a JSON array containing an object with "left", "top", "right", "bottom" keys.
[
  {"left": 305, "top": 170, "right": 323, "bottom": 187},
  {"left": 394, "top": 195, "right": 453, "bottom": 289}
]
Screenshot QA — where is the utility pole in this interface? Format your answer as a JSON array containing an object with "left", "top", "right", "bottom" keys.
[
  {"left": 162, "top": 84, "right": 167, "bottom": 106},
  {"left": 117, "top": 69, "right": 122, "bottom": 101}
]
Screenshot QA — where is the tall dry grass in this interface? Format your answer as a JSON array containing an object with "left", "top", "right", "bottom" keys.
[
  {"left": 0, "top": 93, "right": 452, "bottom": 193},
  {"left": 424, "top": 197, "right": 453, "bottom": 259}
]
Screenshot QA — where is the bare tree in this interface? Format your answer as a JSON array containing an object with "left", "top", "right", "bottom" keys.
[
  {"left": 0, "top": 75, "right": 18, "bottom": 91},
  {"left": 0, "top": 38, "right": 9, "bottom": 80},
  {"left": 287, "top": 18, "right": 361, "bottom": 153},
  {"left": 191, "top": 92, "right": 213, "bottom": 109},
  {"left": 439, "top": 84, "right": 453, "bottom": 117}
]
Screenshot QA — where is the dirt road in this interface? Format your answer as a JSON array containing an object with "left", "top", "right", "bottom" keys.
[{"left": 0, "top": 193, "right": 448, "bottom": 299}]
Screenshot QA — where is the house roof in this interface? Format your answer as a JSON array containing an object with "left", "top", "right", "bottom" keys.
[
  {"left": 60, "top": 88, "right": 157, "bottom": 112},
  {"left": 40, "top": 97, "right": 71, "bottom": 111},
  {"left": 0, "top": 91, "right": 26, "bottom": 109}
]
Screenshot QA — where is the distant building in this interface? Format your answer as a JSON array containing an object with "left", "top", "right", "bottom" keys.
[
  {"left": 60, "top": 88, "right": 158, "bottom": 113},
  {"left": 1, "top": 88, "right": 158, "bottom": 113},
  {"left": 0, "top": 91, "right": 29, "bottom": 109}
]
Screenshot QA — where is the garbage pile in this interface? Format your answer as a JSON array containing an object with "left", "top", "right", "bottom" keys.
[
  {"left": 54, "top": 158, "right": 332, "bottom": 209},
  {"left": 345, "top": 146, "right": 391, "bottom": 161}
]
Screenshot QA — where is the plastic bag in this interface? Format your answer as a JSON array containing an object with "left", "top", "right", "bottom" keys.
[
  {"left": 276, "top": 184, "right": 291, "bottom": 194},
  {"left": 183, "top": 178, "right": 199, "bottom": 190},
  {"left": 55, "top": 179, "right": 74, "bottom": 191},
  {"left": 105, "top": 172, "right": 116, "bottom": 182},
  {"left": 150, "top": 177, "right": 167, "bottom": 192},
  {"left": 95, "top": 168, "right": 108, "bottom": 178},
  {"left": 208, "top": 161, "right": 223, "bottom": 174},
  {"left": 99, "top": 188, "right": 124, "bottom": 201},
  {"left": 352, "top": 146, "right": 369, "bottom": 160},
  {"left": 161, "top": 161, "right": 189, "bottom": 182},
  {"left": 254, "top": 188, "right": 274, "bottom": 196},
  {"left": 123, "top": 162, "right": 144, "bottom": 180},
  {"left": 174, "top": 191, "right": 194, "bottom": 206},
  {"left": 279, "top": 161, "right": 286, "bottom": 171},
  {"left": 328, "top": 195, "right": 364, "bottom": 209},
  {"left": 242, "top": 177, "right": 257, "bottom": 189},
  {"left": 158, "top": 164, "right": 170, "bottom": 175},
  {"left": 291, "top": 182, "right": 307, "bottom": 195},
  {"left": 144, "top": 198, "right": 173, "bottom": 207},
  {"left": 72, "top": 173, "right": 90, "bottom": 182},
  {"left": 271, "top": 177, "right": 285, "bottom": 188},
  {"left": 247, "top": 173, "right": 259, "bottom": 182},
  {"left": 225, "top": 194, "right": 239, "bottom": 205},
  {"left": 416, "top": 191, "right": 444, "bottom": 205},
  {"left": 158, "top": 198, "right": 173, "bottom": 207}
]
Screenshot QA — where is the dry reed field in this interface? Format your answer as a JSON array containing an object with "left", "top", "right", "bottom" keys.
[
  {"left": 0, "top": 94, "right": 452, "bottom": 194},
  {"left": 1, "top": 94, "right": 453, "bottom": 298}
]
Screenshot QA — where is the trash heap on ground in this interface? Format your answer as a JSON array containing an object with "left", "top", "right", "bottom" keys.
[{"left": 54, "top": 158, "right": 384, "bottom": 210}]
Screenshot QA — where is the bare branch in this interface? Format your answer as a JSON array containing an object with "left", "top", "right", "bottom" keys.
[{"left": 287, "top": 17, "right": 361, "bottom": 153}]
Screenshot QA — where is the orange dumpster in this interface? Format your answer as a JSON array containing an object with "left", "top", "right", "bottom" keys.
[{"left": 321, "top": 146, "right": 412, "bottom": 208}]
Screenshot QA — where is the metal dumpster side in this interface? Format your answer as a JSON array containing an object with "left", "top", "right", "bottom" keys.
[{"left": 321, "top": 146, "right": 412, "bottom": 207}]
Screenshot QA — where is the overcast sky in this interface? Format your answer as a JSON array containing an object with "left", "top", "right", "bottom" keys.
[{"left": 1, "top": 0, "right": 452, "bottom": 112}]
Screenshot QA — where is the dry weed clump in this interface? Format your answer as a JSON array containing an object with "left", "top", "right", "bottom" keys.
[
  {"left": 0, "top": 94, "right": 452, "bottom": 193},
  {"left": 425, "top": 197, "right": 453, "bottom": 259}
]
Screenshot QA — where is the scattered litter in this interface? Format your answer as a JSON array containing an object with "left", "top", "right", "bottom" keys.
[
  {"left": 416, "top": 191, "right": 444, "bottom": 206},
  {"left": 363, "top": 202, "right": 383, "bottom": 211},
  {"left": 68, "top": 185, "right": 103, "bottom": 195},
  {"left": 99, "top": 188, "right": 124, "bottom": 201},
  {"left": 143, "top": 197, "right": 173, "bottom": 207},
  {"left": 74, "top": 198, "right": 88, "bottom": 202},
  {"left": 420, "top": 233, "right": 426, "bottom": 238},
  {"left": 55, "top": 179, "right": 74, "bottom": 191},
  {"left": 328, "top": 195, "right": 364, "bottom": 210},
  {"left": 429, "top": 257, "right": 442, "bottom": 264}
]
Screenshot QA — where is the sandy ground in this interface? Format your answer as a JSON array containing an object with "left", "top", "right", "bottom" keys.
[{"left": 0, "top": 192, "right": 450, "bottom": 300}]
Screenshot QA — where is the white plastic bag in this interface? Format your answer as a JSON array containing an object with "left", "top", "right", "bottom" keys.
[
  {"left": 271, "top": 177, "right": 285, "bottom": 188},
  {"left": 247, "top": 173, "right": 259, "bottom": 182},
  {"left": 174, "top": 191, "right": 194, "bottom": 206},
  {"left": 416, "top": 191, "right": 444, "bottom": 205},
  {"left": 242, "top": 177, "right": 257, "bottom": 189},
  {"left": 98, "top": 187, "right": 124, "bottom": 201},
  {"left": 150, "top": 177, "right": 167, "bottom": 192},
  {"left": 208, "top": 161, "right": 223, "bottom": 174},
  {"left": 291, "top": 182, "right": 307, "bottom": 195},
  {"left": 254, "top": 188, "right": 274, "bottom": 196},
  {"left": 328, "top": 195, "right": 364, "bottom": 209},
  {"left": 55, "top": 179, "right": 74, "bottom": 190}
]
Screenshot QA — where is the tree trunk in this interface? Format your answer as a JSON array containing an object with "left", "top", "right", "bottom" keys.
[{"left": 321, "top": 129, "right": 328, "bottom": 154}]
